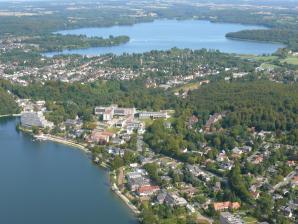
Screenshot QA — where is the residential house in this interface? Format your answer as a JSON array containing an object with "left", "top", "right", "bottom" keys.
[
  {"left": 204, "top": 113, "right": 223, "bottom": 132},
  {"left": 213, "top": 202, "right": 241, "bottom": 211},
  {"left": 89, "top": 130, "right": 115, "bottom": 144},
  {"left": 138, "top": 185, "right": 160, "bottom": 196},
  {"left": 188, "top": 115, "right": 199, "bottom": 128},
  {"left": 164, "top": 193, "right": 187, "bottom": 207},
  {"left": 127, "top": 172, "right": 150, "bottom": 191},
  {"left": 156, "top": 190, "right": 168, "bottom": 204}
]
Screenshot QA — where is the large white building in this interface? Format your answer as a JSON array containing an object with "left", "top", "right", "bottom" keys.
[
  {"left": 21, "top": 112, "right": 53, "bottom": 128},
  {"left": 139, "top": 111, "right": 168, "bottom": 119},
  {"left": 94, "top": 105, "right": 136, "bottom": 121},
  {"left": 220, "top": 212, "right": 244, "bottom": 224}
]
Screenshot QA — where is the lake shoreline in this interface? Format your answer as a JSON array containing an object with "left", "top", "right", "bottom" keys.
[
  {"left": 225, "top": 36, "right": 285, "bottom": 46},
  {"left": 17, "top": 126, "right": 141, "bottom": 219},
  {"left": 34, "top": 134, "right": 90, "bottom": 153},
  {"left": 44, "top": 19, "right": 282, "bottom": 57},
  {"left": 0, "top": 114, "right": 21, "bottom": 118},
  {"left": 0, "top": 118, "right": 137, "bottom": 224},
  {"left": 111, "top": 183, "right": 141, "bottom": 215}
]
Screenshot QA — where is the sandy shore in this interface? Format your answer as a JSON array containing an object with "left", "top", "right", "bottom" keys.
[{"left": 34, "top": 134, "right": 90, "bottom": 153}]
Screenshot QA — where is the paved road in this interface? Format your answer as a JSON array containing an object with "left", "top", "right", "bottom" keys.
[{"left": 270, "top": 167, "right": 297, "bottom": 193}]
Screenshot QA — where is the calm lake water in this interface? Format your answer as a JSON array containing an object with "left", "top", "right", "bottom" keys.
[
  {"left": 0, "top": 118, "right": 136, "bottom": 224},
  {"left": 45, "top": 20, "right": 283, "bottom": 57}
]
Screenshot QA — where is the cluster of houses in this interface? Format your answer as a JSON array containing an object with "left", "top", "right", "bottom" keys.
[
  {"left": 126, "top": 169, "right": 160, "bottom": 196},
  {"left": 88, "top": 104, "right": 170, "bottom": 145},
  {"left": 0, "top": 53, "right": 139, "bottom": 86},
  {"left": 187, "top": 164, "right": 213, "bottom": 182},
  {"left": 156, "top": 191, "right": 188, "bottom": 207},
  {"left": 19, "top": 101, "right": 172, "bottom": 148}
]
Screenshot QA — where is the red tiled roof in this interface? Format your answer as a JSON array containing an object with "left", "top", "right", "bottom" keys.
[
  {"left": 138, "top": 185, "right": 160, "bottom": 193},
  {"left": 213, "top": 201, "right": 240, "bottom": 211},
  {"left": 100, "top": 131, "right": 115, "bottom": 137}
]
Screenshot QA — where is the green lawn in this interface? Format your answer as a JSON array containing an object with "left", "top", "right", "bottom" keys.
[
  {"left": 173, "top": 82, "right": 201, "bottom": 93},
  {"left": 281, "top": 56, "right": 298, "bottom": 65},
  {"left": 260, "top": 63, "right": 279, "bottom": 70},
  {"left": 243, "top": 216, "right": 258, "bottom": 224},
  {"left": 239, "top": 55, "right": 278, "bottom": 62}
]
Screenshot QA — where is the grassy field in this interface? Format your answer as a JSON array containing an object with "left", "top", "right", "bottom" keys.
[
  {"left": 173, "top": 82, "right": 201, "bottom": 93},
  {"left": 239, "top": 55, "right": 278, "bottom": 62},
  {"left": 243, "top": 216, "right": 258, "bottom": 224},
  {"left": 281, "top": 56, "right": 298, "bottom": 65},
  {"left": 240, "top": 53, "right": 298, "bottom": 67}
]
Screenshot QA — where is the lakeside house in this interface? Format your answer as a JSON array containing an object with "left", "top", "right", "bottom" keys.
[
  {"left": 88, "top": 130, "right": 115, "bottom": 144},
  {"left": 137, "top": 185, "right": 160, "bottom": 196},
  {"left": 127, "top": 171, "right": 151, "bottom": 192}
]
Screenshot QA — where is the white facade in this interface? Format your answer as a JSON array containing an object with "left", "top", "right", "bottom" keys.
[
  {"left": 21, "top": 112, "right": 53, "bottom": 128},
  {"left": 139, "top": 111, "right": 168, "bottom": 119}
]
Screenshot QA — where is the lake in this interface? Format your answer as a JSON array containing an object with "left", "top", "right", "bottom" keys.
[
  {"left": 45, "top": 20, "right": 283, "bottom": 57},
  {"left": 0, "top": 118, "right": 137, "bottom": 224}
]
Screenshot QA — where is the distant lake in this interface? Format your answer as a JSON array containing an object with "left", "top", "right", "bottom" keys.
[
  {"left": 0, "top": 118, "right": 136, "bottom": 224},
  {"left": 45, "top": 20, "right": 283, "bottom": 57}
]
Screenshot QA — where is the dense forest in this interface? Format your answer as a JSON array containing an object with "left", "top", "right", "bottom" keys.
[
  {"left": 143, "top": 80, "right": 298, "bottom": 163},
  {"left": 186, "top": 81, "right": 298, "bottom": 131},
  {"left": 2, "top": 78, "right": 297, "bottom": 132},
  {"left": 0, "top": 87, "right": 19, "bottom": 115},
  {"left": 23, "top": 34, "right": 130, "bottom": 52},
  {"left": 0, "top": 79, "right": 169, "bottom": 124},
  {"left": 226, "top": 29, "right": 298, "bottom": 51}
]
